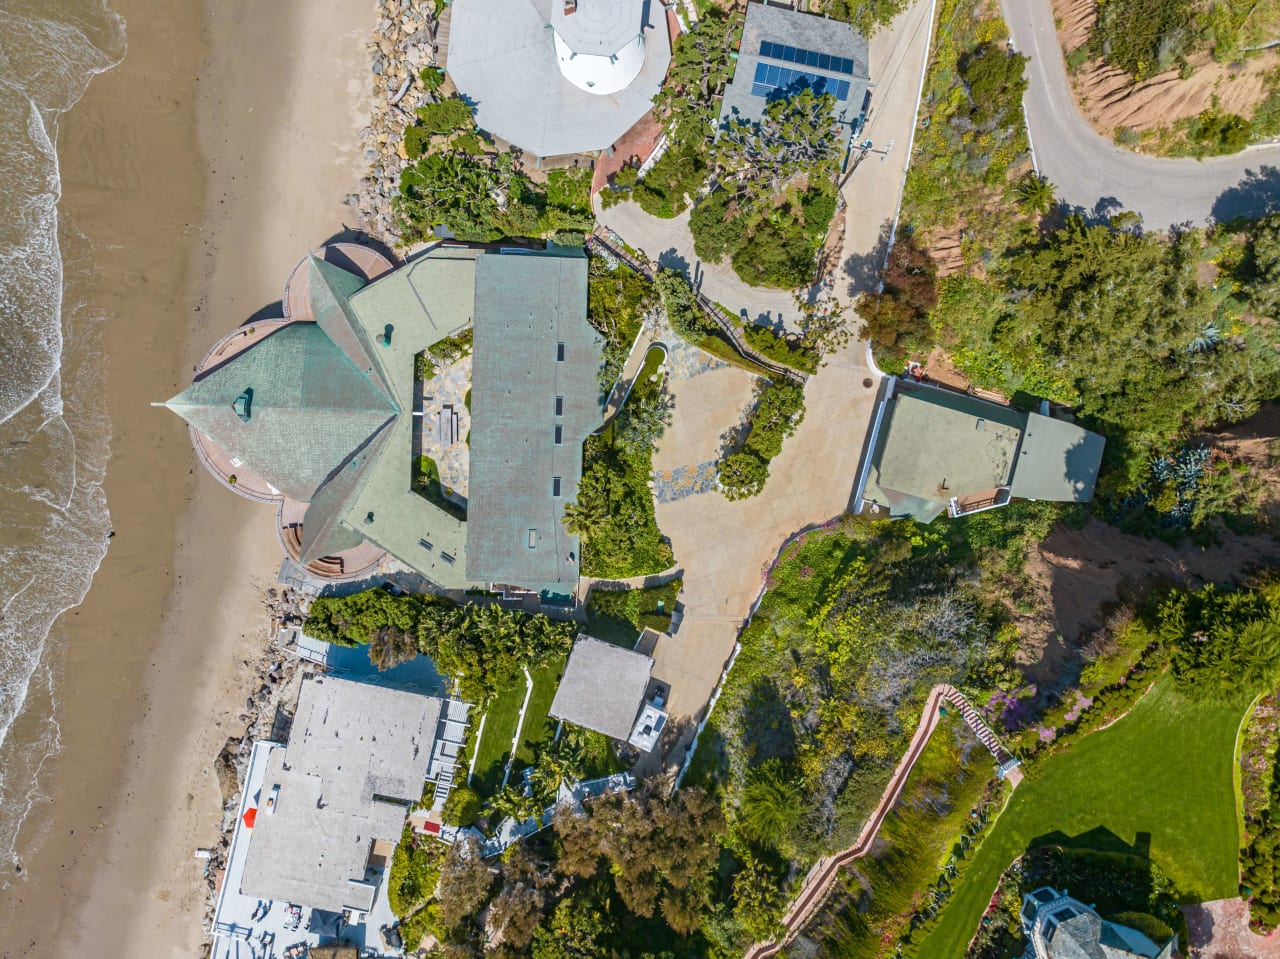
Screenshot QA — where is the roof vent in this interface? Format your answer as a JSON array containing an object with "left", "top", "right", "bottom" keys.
[{"left": 232, "top": 388, "right": 253, "bottom": 422}]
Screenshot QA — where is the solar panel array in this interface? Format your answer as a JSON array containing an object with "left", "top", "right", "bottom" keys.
[
  {"left": 751, "top": 62, "right": 852, "bottom": 102},
  {"left": 759, "top": 41, "right": 856, "bottom": 76}
]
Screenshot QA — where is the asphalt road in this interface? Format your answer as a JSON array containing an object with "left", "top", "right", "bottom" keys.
[{"left": 1004, "top": 0, "right": 1280, "bottom": 229}]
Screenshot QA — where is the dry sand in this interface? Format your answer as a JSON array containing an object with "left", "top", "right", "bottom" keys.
[{"left": 0, "top": 0, "right": 375, "bottom": 955}]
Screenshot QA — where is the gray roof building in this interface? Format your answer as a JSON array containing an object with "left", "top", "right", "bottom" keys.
[
  {"left": 447, "top": 0, "right": 671, "bottom": 158},
  {"left": 549, "top": 635, "right": 652, "bottom": 740},
  {"left": 466, "top": 252, "right": 604, "bottom": 589},
  {"left": 855, "top": 377, "right": 1105, "bottom": 523},
  {"left": 1020, "top": 887, "right": 1176, "bottom": 959},
  {"left": 238, "top": 676, "right": 444, "bottom": 914},
  {"left": 719, "top": 2, "right": 871, "bottom": 144}
]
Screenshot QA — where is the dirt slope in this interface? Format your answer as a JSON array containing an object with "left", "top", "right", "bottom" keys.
[{"left": 1053, "top": 0, "right": 1279, "bottom": 140}]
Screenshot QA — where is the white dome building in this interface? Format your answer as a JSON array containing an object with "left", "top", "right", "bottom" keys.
[
  {"left": 448, "top": 0, "right": 671, "bottom": 158},
  {"left": 552, "top": 0, "right": 648, "bottom": 96}
]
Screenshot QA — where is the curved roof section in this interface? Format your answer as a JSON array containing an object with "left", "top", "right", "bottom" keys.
[
  {"left": 551, "top": 0, "right": 642, "bottom": 54},
  {"left": 163, "top": 323, "right": 398, "bottom": 501},
  {"left": 554, "top": 32, "right": 646, "bottom": 96},
  {"left": 447, "top": 0, "right": 670, "bottom": 156}
]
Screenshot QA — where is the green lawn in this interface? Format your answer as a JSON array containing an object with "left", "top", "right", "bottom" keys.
[
  {"left": 917, "top": 676, "right": 1246, "bottom": 958},
  {"left": 470, "top": 680, "right": 526, "bottom": 798},
  {"left": 514, "top": 657, "right": 567, "bottom": 767}
]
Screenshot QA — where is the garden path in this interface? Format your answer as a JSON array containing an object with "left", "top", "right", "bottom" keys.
[
  {"left": 744, "top": 684, "right": 1020, "bottom": 958},
  {"left": 1184, "top": 898, "right": 1280, "bottom": 958}
]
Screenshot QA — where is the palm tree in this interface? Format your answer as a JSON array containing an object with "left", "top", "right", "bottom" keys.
[
  {"left": 1014, "top": 172, "right": 1056, "bottom": 216},
  {"left": 561, "top": 499, "right": 605, "bottom": 538}
]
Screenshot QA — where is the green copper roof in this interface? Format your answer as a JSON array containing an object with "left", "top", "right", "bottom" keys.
[
  {"left": 308, "top": 255, "right": 391, "bottom": 398},
  {"left": 299, "top": 417, "right": 397, "bottom": 564},
  {"left": 164, "top": 323, "right": 398, "bottom": 501}
]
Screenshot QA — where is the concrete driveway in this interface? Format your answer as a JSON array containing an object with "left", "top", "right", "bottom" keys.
[
  {"left": 1004, "top": 0, "right": 1280, "bottom": 229},
  {"left": 596, "top": 200, "right": 803, "bottom": 329},
  {"left": 639, "top": 0, "right": 938, "bottom": 768}
]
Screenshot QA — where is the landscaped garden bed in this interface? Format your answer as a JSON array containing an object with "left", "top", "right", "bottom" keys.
[{"left": 584, "top": 578, "right": 683, "bottom": 647}]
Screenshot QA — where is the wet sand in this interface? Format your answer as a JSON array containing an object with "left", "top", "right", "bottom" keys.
[{"left": 0, "top": 0, "right": 375, "bottom": 955}]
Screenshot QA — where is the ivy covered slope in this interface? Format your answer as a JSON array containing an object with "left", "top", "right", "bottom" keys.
[{"left": 687, "top": 517, "right": 1020, "bottom": 864}]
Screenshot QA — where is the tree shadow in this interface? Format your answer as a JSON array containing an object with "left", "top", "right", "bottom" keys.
[
  {"left": 1211, "top": 165, "right": 1280, "bottom": 226},
  {"left": 841, "top": 218, "right": 892, "bottom": 300},
  {"left": 740, "top": 677, "right": 798, "bottom": 769}
]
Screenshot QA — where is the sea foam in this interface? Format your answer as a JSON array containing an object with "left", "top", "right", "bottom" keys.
[{"left": 0, "top": 0, "right": 123, "bottom": 882}]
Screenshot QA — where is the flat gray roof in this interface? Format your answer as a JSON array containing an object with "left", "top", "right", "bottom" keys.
[
  {"left": 447, "top": 0, "right": 671, "bottom": 157},
  {"left": 465, "top": 251, "right": 604, "bottom": 587},
  {"left": 875, "top": 389, "right": 1024, "bottom": 503},
  {"left": 549, "top": 635, "right": 651, "bottom": 740},
  {"left": 719, "top": 2, "right": 870, "bottom": 139},
  {"left": 1009, "top": 412, "right": 1104, "bottom": 503},
  {"left": 239, "top": 676, "right": 443, "bottom": 913}
]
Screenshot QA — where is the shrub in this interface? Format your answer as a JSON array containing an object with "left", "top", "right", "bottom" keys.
[
  {"left": 689, "top": 188, "right": 746, "bottom": 263},
  {"left": 716, "top": 381, "right": 805, "bottom": 500},
  {"left": 442, "top": 785, "right": 482, "bottom": 826},
  {"left": 1188, "top": 107, "right": 1253, "bottom": 155},
  {"left": 419, "top": 66, "right": 445, "bottom": 91},
  {"left": 414, "top": 98, "right": 474, "bottom": 135},
  {"left": 718, "top": 450, "right": 770, "bottom": 500},
  {"left": 1093, "top": 0, "right": 1193, "bottom": 80},
  {"left": 857, "top": 228, "right": 938, "bottom": 360},
  {"left": 388, "top": 824, "right": 446, "bottom": 916},
  {"left": 654, "top": 268, "right": 715, "bottom": 339},
  {"left": 741, "top": 323, "right": 820, "bottom": 374}
]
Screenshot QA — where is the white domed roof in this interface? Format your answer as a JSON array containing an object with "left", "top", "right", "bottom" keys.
[
  {"left": 551, "top": 0, "right": 643, "bottom": 55},
  {"left": 553, "top": 30, "right": 646, "bottom": 96}
]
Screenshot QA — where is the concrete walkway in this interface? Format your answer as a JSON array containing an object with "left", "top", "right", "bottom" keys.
[
  {"left": 1005, "top": 0, "right": 1280, "bottom": 229},
  {"left": 595, "top": 202, "right": 804, "bottom": 330}
]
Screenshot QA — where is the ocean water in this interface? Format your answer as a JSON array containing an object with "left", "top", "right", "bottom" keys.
[{"left": 0, "top": 0, "right": 123, "bottom": 879}]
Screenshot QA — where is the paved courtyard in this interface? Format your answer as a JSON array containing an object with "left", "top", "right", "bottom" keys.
[{"left": 419, "top": 354, "right": 471, "bottom": 498}]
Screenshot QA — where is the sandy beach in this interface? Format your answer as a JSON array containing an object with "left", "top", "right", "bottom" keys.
[{"left": 0, "top": 0, "right": 375, "bottom": 955}]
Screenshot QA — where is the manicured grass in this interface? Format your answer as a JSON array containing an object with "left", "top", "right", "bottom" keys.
[
  {"left": 514, "top": 657, "right": 567, "bottom": 767},
  {"left": 584, "top": 578, "right": 683, "bottom": 647},
  {"left": 470, "top": 680, "right": 525, "bottom": 798},
  {"left": 916, "top": 676, "right": 1246, "bottom": 958}
]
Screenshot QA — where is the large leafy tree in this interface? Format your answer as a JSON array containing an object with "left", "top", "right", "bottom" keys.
[
  {"left": 1247, "top": 212, "right": 1280, "bottom": 319},
  {"left": 1007, "top": 216, "right": 1276, "bottom": 444}
]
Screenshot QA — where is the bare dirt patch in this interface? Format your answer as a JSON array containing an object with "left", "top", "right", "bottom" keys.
[
  {"left": 1016, "top": 518, "right": 1280, "bottom": 685},
  {"left": 1053, "top": 0, "right": 1280, "bottom": 142}
]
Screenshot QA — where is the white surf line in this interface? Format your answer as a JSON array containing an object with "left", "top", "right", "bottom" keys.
[{"left": 500, "top": 667, "right": 536, "bottom": 789}]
